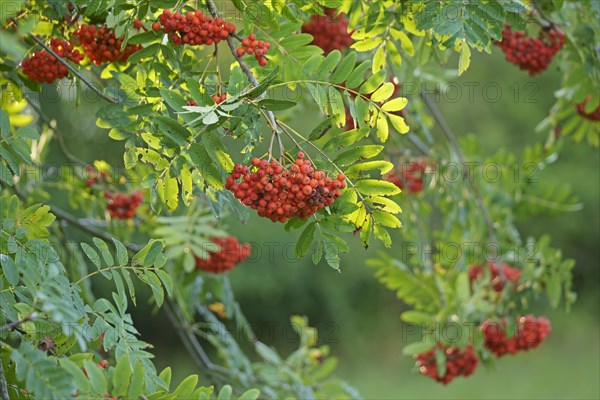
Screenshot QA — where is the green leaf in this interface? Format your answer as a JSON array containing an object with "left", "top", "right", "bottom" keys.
[
  {"left": 382, "top": 97, "right": 408, "bottom": 112},
  {"left": 0, "top": 253, "right": 18, "bottom": 285},
  {"left": 15, "top": 126, "right": 40, "bottom": 140},
  {"left": 258, "top": 99, "right": 297, "bottom": 111},
  {"left": 59, "top": 358, "right": 90, "bottom": 394},
  {"left": 127, "top": 359, "right": 145, "bottom": 399},
  {"left": 372, "top": 210, "right": 401, "bottom": 228},
  {"left": 237, "top": 389, "right": 261, "bottom": 400},
  {"left": 317, "top": 50, "right": 342, "bottom": 80},
  {"left": 126, "top": 43, "right": 160, "bottom": 64},
  {"left": 188, "top": 143, "right": 224, "bottom": 189},
  {"left": 402, "top": 341, "right": 435, "bottom": 355},
  {"left": 81, "top": 243, "right": 101, "bottom": 269},
  {"left": 359, "top": 70, "right": 387, "bottom": 95},
  {"left": 0, "top": 109, "right": 10, "bottom": 138},
  {"left": 458, "top": 39, "right": 471, "bottom": 76},
  {"left": 388, "top": 113, "right": 409, "bottom": 134},
  {"left": 355, "top": 179, "right": 401, "bottom": 196},
  {"left": 93, "top": 238, "right": 114, "bottom": 266},
  {"left": 295, "top": 222, "right": 316, "bottom": 258},
  {"left": 244, "top": 67, "right": 279, "bottom": 98},
  {"left": 345, "top": 60, "right": 372, "bottom": 89},
  {"left": 280, "top": 33, "right": 313, "bottom": 48},
  {"left": 218, "top": 385, "right": 233, "bottom": 400},
  {"left": 84, "top": 359, "right": 107, "bottom": 394},
  {"left": 332, "top": 52, "right": 357, "bottom": 84},
  {"left": 255, "top": 342, "right": 281, "bottom": 364},
  {"left": 401, "top": 311, "right": 435, "bottom": 324},
  {"left": 334, "top": 145, "right": 384, "bottom": 166},
  {"left": 112, "top": 239, "right": 128, "bottom": 266},
  {"left": 202, "top": 130, "right": 235, "bottom": 173},
  {"left": 371, "top": 82, "right": 396, "bottom": 103},
  {"left": 173, "top": 374, "right": 199, "bottom": 397},
  {"left": 345, "top": 160, "right": 394, "bottom": 178},
  {"left": 112, "top": 355, "right": 132, "bottom": 397},
  {"left": 372, "top": 45, "right": 386, "bottom": 73}
]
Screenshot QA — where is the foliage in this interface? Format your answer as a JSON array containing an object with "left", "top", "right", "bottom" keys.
[{"left": 0, "top": 0, "right": 596, "bottom": 396}]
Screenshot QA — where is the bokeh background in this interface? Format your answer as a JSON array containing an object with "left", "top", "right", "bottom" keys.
[{"left": 42, "top": 47, "right": 599, "bottom": 399}]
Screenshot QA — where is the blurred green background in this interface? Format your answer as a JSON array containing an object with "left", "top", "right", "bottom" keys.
[{"left": 43, "top": 47, "right": 599, "bottom": 399}]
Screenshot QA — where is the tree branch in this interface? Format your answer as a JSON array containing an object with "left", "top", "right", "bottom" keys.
[
  {"left": 0, "top": 357, "right": 8, "bottom": 400},
  {"left": 420, "top": 89, "right": 498, "bottom": 244},
  {"left": 0, "top": 313, "right": 37, "bottom": 332},
  {"left": 204, "top": 0, "right": 283, "bottom": 155},
  {"left": 28, "top": 34, "right": 119, "bottom": 104}
]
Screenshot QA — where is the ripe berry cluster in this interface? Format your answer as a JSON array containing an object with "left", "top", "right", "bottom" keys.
[
  {"left": 576, "top": 96, "right": 600, "bottom": 121},
  {"left": 84, "top": 165, "right": 109, "bottom": 187},
  {"left": 384, "top": 159, "right": 427, "bottom": 194},
  {"left": 21, "top": 39, "right": 84, "bottom": 83},
  {"left": 212, "top": 93, "right": 227, "bottom": 104},
  {"left": 194, "top": 236, "right": 251, "bottom": 274},
  {"left": 104, "top": 190, "right": 143, "bottom": 219},
  {"left": 495, "top": 24, "right": 565, "bottom": 76},
  {"left": 153, "top": 9, "right": 236, "bottom": 46},
  {"left": 74, "top": 24, "right": 141, "bottom": 65},
  {"left": 415, "top": 344, "right": 478, "bottom": 384},
  {"left": 481, "top": 315, "right": 551, "bottom": 357},
  {"left": 469, "top": 262, "right": 521, "bottom": 292},
  {"left": 301, "top": 8, "right": 353, "bottom": 54},
  {"left": 236, "top": 34, "right": 270, "bottom": 66},
  {"left": 225, "top": 153, "right": 347, "bottom": 223}
]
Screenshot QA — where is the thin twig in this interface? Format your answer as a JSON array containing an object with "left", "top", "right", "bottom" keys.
[
  {"left": 23, "top": 94, "right": 86, "bottom": 166},
  {"left": 420, "top": 89, "right": 497, "bottom": 243},
  {"left": 204, "top": 0, "right": 283, "bottom": 156},
  {"left": 0, "top": 356, "right": 8, "bottom": 400},
  {"left": 0, "top": 313, "right": 37, "bottom": 332},
  {"left": 28, "top": 34, "right": 119, "bottom": 104}
]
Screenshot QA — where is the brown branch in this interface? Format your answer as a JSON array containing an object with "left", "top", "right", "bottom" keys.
[
  {"left": 0, "top": 313, "right": 37, "bottom": 332},
  {"left": 0, "top": 357, "right": 8, "bottom": 400},
  {"left": 28, "top": 34, "right": 119, "bottom": 104},
  {"left": 204, "top": 0, "right": 283, "bottom": 156},
  {"left": 420, "top": 89, "right": 497, "bottom": 244}
]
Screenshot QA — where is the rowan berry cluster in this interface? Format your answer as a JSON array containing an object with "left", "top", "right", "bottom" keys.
[
  {"left": 301, "top": 8, "right": 353, "bottom": 54},
  {"left": 194, "top": 236, "right": 251, "bottom": 274},
  {"left": 104, "top": 190, "right": 143, "bottom": 219},
  {"left": 495, "top": 24, "right": 565, "bottom": 76},
  {"left": 576, "top": 96, "right": 600, "bottom": 121},
  {"left": 469, "top": 261, "right": 521, "bottom": 292},
  {"left": 84, "top": 165, "right": 109, "bottom": 187},
  {"left": 384, "top": 159, "right": 427, "bottom": 194},
  {"left": 153, "top": 9, "right": 236, "bottom": 46},
  {"left": 74, "top": 24, "right": 141, "bottom": 65},
  {"left": 212, "top": 93, "right": 227, "bottom": 104},
  {"left": 236, "top": 34, "right": 270, "bottom": 66},
  {"left": 225, "top": 153, "right": 347, "bottom": 223},
  {"left": 21, "top": 39, "right": 84, "bottom": 83},
  {"left": 481, "top": 315, "right": 551, "bottom": 357},
  {"left": 415, "top": 344, "right": 478, "bottom": 384}
]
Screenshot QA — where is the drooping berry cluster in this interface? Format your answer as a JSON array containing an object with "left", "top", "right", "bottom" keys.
[
  {"left": 384, "top": 159, "right": 427, "bottom": 194},
  {"left": 21, "top": 39, "right": 84, "bottom": 83},
  {"left": 481, "top": 315, "right": 551, "bottom": 357},
  {"left": 104, "top": 190, "right": 143, "bottom": 219},
  {"left": 84, "top": 165, "right": 109, "bottom": 187},
  {"left": 236, "top": 34, "right": 270, "bottom": 66},
  {"left": 225, "top": 153, "right": 347, "bottom": 223},
  {"left": 576, "top": 96, "right": 600, "bottom": 121},
  {"left": 415, "top": 344, "right": 478, "bottom": 384},
  {"left": 194, "top": 236, "right": 251, "bottom": 274},
  {"left": 153, "top": 9, "right": 236, "bottom": 46},
  {"left": 495, "top": 24, "right": 565, "bottom": 76},
  {"left": 469, "top": 261, "right": 522, "bottom": 292},
  {"left": 74, "top": 24, "right": 141, "bottom": 65},
  {"left": 301, "top": 8, "right": 353, "bottom": 54}
]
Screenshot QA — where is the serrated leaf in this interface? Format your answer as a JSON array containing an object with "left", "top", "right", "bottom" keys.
[
  {"left": 332, "top": 52, "right": 357, "bottom": 84},
  {"left": 359, "top": 70, "right": 387, "bottom": 95},
  {"left": 81, "top": 243, "right": 101, "bottom": 269},
  {"left": 355, "top": 179, "right": 401, "bottom": 196},
  {"left": 295, "top": 222, "right": 316, "bottom": 259},
  {"left": 334, "top": 145, "right": 384, "bottom": 166},
  {"left": 0, "top": 253, "right": 18, "bottom": 285}
]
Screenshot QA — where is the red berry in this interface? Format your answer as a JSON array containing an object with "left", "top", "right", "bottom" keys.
[
  {"left": 301, "top": 8, "right": 353, "bottom": 54},
  {"left": 415, "top": 344, "right": 478, "bottom": 384},
  {"left": 152, "top": 22, "right": 161, "bottom": 31},
  {"left": 97, "top": 360, "right": 108, "bottom": 369},
  {"left": 384, "top": 159, "right": 428, "bottom": 194},
  {"left": 21, "top": 39, "right": 84, "bottom": 83},
  {"left": 468, "top": 262, "right": 521, "bottom": 292},
  {"left": 575, "top": 95, "right": 600, "bottom": 121},
  {"left": 74, "top": 24, "right": 141, "bottom": 65},
  {"left": 105, "top": 191, "right": 143, "bottom": 219},
  {"left": 481, "top": 315, "right": 551, "bottom": 357},
  {"left": 236, "top": 33, "right": 270, "bottom": 67},
  {"left": 494, "top": 24, "right": 565, "bottom": 76},
  {"left": 194, "top": 236, "right": 251, "bottom": 273}
]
